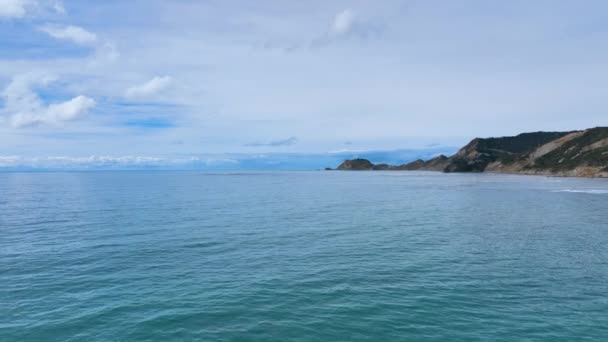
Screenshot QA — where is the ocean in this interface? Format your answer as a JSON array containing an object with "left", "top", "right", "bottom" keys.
[{"left": 1, "top": 171, "right": 607, "bottom": 341}]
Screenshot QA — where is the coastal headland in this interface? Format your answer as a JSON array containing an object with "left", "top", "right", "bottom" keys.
[{"left": 335, "top": 127, "right": 608, "bottom": 177}]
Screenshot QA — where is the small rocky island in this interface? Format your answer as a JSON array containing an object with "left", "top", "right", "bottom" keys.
[{"left": 335, "top": 127, "right": 608, "bottom": 177}]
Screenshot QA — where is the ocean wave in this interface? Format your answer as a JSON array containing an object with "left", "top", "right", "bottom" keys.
[{"left": 556, "top": 189, "right": 608, "bottom": 194}]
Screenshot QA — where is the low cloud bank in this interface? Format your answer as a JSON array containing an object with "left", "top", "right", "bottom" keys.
[
  {"left": 244, "top": 137, "right": 299, "bottom": 147},
  {"left": 0, "top": 147, "right": 457, "bottom": 171}
]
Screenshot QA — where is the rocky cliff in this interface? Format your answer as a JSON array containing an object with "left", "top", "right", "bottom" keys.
[
  {"left": 336, "top": 158, "right": 375, "bottom": 170},
  {"left": 336, "top": 127, "right": 608, "bottom": 177},
  {"left": 337, "top": 155, "right": 450, "bottom": 171}
]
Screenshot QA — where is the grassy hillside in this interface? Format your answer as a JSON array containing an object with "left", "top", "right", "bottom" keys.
[{"left": 532, "top": 127, "right": 608, "bottom": 171}]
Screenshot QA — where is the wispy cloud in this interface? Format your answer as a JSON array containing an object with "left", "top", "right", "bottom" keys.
[
  {"left": 1, "top": 73, "right": 96, "bottom": 128},
  {"left": 88, "top": 41, "right": 119, "bottom": 66},
  {"left": 0, "top": 0, "right": 28, "bottom": 18},
  {"left": 36, "top": 19, "right": 120, "bottom": 68},
  {"left": 2, "top": 1, "right": 608, "bottom": 158},
  {"left": 331, "top": 9, "right": 356, "bottom": 36},
  {"left": 125, "top": 76, "right": 172, "bottom": 100},
  {"left": 39, "top": 24, "right": 97, "bottom": 45},
  {"left": 308, "top": 8, "right": 384, "bottom": 48},
  {"left": 0, "top": 0, "right": 64, "bottom": 19},
  {"left": 0, "top": 155, "right": 239, "bottom": 169},
  {"left": 50, "top": 0, "right": 62, "bottom": 14},
  {"left": 37, "top": 22, "right": 119, "bottom": 67},
  {"left": 0, "top": 147, "right": 457, "bottom": 170},
  {"left": 245, "top": 136, "right": 299, "bottom": 147},
  {"left": 256, "top": 8, "right": 382, "bottom": 53}
]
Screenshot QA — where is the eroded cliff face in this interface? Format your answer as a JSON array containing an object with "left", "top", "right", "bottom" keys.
[
  {"left": 336, "top": 158, "right": 374, "bottom": 170},
  {"left": 336, "top": 127, "right": 608, "bottom": 177},
  {"left": 444, "top": 128, "right": 608, "bottom": 177},
  {"left": 444, "top": 131, "right": 574, "bottom": 172}
]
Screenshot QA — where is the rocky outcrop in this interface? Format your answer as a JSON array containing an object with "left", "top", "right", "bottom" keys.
[
  {"left": 336, "top": 158, "right": 374, "bottom": 170},
  {"left": 444, "top": 131, "right": 573, "bottom": 172},
  {"left": 336, "top": 127, "right": 608, "bottom": 177},
  {"left": 521, "top": 128, "right": 608, "bottom": 177},
  {"left": 444, "top": 128, "right": 608, "bottom": 177},
  {"left": 336, "top": 155, "right": 450, "bottom": 172},
  {"left": 392, "top": 155, "right": 450, "bottom": 171},
  {"left": 418, "top": 155, "right": 450, "bottom": 171},
  {"left": 398, "top": 159, "right": 426, "bottom": 170}
]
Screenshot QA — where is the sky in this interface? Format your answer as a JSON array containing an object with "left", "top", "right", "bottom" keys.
[{"left": 1, "top": 0, "right": 607, "bottom": 169}]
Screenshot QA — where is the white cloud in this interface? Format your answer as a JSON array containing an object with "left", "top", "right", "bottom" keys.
[
  {"left": 0, "top": 155, "right": 163, "bottom": 168},
  {"left": 0, "top": 0, "right": 28, "bottom": 18},
  {"left": 2, "top": 1, "right": 608, "bottom": 158},
  {"left": 309, "top": 9, "right": 380, "bottom": 47},
  {"left": 245, "top": 136, "right": 299, "bottom": 147},
  {"left": 39, "top": 24, "right": 97, "bottom": 45},
  {"left": 43, "top": 95, "right": 96, "bottom": 121},
  {"left": 50, "top": 0, "right": 63, "bottom": 14},
  {"left": 0, "top": 155, "right": 240, "bottom": 169},
  {"left": 125, "top": 76, "right": 172, "bottom": 100},
  {"left": 0, "top": 0, "right": 64, "bottom": 18},
  {"left": 88, "top": 41, "right": 120, "bottom": 66},
  {"left": 331, "top": 9, "right": 356, "bottom": 36},
  {"left": 1, "top": 74, "right": 96, "bottom": 128},
  {"left": 37, "top": 24, "right": 119, "bottom": 66}
]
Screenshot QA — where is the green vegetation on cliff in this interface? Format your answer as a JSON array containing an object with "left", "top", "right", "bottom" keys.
[
  {"left": 336, "top": 127, "right": 608, "bottom": 177},
  {"left": 532, "top": 128, "right": 608, "bottom": 172},
  {"left": 336, "top": 158, "right": 374, "bottom": 170}
]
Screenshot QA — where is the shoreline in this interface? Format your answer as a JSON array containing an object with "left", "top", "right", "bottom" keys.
[{"left": 330, "top": 169, "right": 608, "bottom": 179}]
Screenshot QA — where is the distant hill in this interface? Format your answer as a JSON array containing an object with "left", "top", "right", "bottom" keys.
[
  {"left": 336, "top": 158, "right": 375, "bottom": 170},
  {"left": 336, "top": 127, "right": 608, "bottom": 177}
]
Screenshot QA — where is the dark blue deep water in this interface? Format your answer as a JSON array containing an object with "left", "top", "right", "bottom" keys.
[{"left": 1, "top": 171, "right": 607, "bottom": 341}]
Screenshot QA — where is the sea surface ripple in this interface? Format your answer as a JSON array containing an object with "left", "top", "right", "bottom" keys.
[{"left": 1, "top": 171, "right": 607, "bottom": 341}]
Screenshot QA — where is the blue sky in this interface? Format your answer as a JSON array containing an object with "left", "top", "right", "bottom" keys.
[{"left": 1, "top": 0, "right": 607, "bottom": 169}]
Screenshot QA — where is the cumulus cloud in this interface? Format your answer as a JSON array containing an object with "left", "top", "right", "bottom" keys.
[
  {"left": 307, "top": 9, "right": 382, "bottom": 48},
  {"left": 0, "top": 0, "right": 63, "bottom": 19},
  {"left": 39, "top": 24, "right": 97, "bottom": 45},
  {"left": 37, "top": 24, "right": 119, "bottom": 66},
  {"left": 1, "top": 74, "right": 96, "bottom": 128},
  {"left": 331, "top": 9, "right": 356, "bottom": 36},
  {"left": 0, "top": 0, "right": 28, "bottom": 18},
  {"left": 245, "top": 136, "right": 299, "bottom": 147},
  {"left": 125, "top": 76, "right": 172, "bottom": 100}
]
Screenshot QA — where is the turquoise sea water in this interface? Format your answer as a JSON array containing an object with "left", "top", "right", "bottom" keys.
[{"left": 1, "top": 171, "right": 607, "bottom": 341}]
